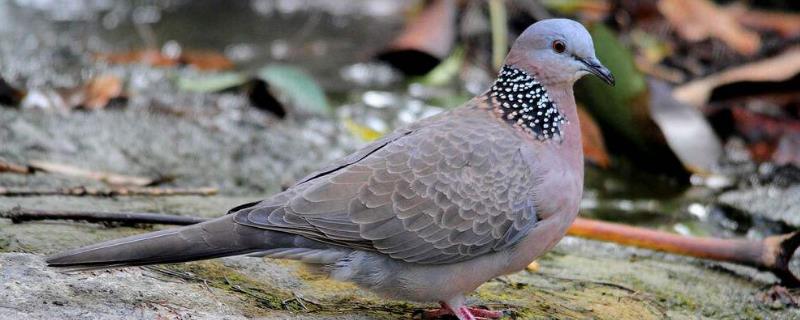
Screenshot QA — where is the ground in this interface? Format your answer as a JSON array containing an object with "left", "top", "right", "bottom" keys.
[{"left": 1, "top": 195, "right": 795, "bottom": 319}]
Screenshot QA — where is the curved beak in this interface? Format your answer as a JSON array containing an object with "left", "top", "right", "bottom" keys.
[{"left": 578, "top": 56, "right": 615, "bottom": 86}]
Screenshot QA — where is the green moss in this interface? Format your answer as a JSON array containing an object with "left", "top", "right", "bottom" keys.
[
  {"left": 0, "top": 235, "right": 11, "bottom": 252},
  {"left": 162, "top": 261, "right": 304, "bottom": 317},
  {"left": 473, "top": 276, "right": 665, "bottom": 320},
  {"left": 159, "top": 261, "right": 421, "bottom": 319}
]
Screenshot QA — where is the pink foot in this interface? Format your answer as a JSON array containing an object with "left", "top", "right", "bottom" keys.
[
  {"left": 419, "top": 302, "right": 505, "bottom": 320},
  {"left": 467, "top": 307, "right": 504, "bottom": 318}
]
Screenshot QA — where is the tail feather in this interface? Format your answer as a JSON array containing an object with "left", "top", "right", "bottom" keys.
[{"left": 46, "top": 215, "right": 269, "bottom": 268}]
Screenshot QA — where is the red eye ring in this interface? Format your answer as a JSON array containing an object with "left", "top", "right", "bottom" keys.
[{"left": 552, "top": 40, "right": 566, "bottom": 53}]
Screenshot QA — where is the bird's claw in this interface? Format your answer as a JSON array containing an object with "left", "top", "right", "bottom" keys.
[{"left": 415, "top": 306, "right": 507, "bottom": 320}]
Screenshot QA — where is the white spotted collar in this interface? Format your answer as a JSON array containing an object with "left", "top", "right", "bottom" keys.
[{"left": 488, "top": 65, "right": 567, "bottom": 141}]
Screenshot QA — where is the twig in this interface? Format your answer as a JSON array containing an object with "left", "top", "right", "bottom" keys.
[
  {"left": 568, "top": 217, "right": 800, "bottom": 287},
  {"left": 28, "top": 160, "right": 155, "bottom": 186},
  {"left": 1, "top": 207, "right": 208, "bottom": 225},
  {"left": 0, "top": 186, "right": 217, "bottom": 197},
  {"left": 0, "top": 160, "right": 33, "bottom": 174},
  {"left": 489, "top": 0, "right": 508, "bottom": 70}
]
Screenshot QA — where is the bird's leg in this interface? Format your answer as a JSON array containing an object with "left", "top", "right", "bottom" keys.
[
  {"left": 465, "top": 307, "right": 504, "bottom": 318},
  {"left": 455, "top": 307, "right": 478, "bottom": 320},
  {"left": 422, "top": 301, "right": 479, "bottom": 320}
]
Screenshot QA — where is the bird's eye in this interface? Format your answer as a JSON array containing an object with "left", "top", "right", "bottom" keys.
[{"left": 552, "top": 40, "right": 566, "bottom": 54}]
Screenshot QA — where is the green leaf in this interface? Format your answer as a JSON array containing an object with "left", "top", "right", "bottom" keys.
[
  {"left": 258, "top": 65, "right": 331, "bottom": 116},
  {"left": 176, "top": 72, "right": 248, "bottom": 92},
  {"left": 418, "top": 46, "right": 465, "bottom": 86},
  {"left": 577, "top": 23, "right": 649, "bottom": 152}
]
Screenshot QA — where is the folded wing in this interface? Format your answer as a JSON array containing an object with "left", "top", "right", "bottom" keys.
[{"left": 234, "top": 109, "right": 540, "bottom": 264}]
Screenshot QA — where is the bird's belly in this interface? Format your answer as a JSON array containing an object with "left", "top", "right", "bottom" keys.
[
  {"left": 333, "top": 250, "right": 511, "bottom": 302},
  {"left": 501, "top": 218, "right": 567, "bottom": 274},
  {"left": 502, "top": 167, "right": 583, "bottom": 274}
]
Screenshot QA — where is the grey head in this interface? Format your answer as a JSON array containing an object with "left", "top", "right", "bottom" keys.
[{"left": 504, "top": 19, "right": 614, "bottom": 87}]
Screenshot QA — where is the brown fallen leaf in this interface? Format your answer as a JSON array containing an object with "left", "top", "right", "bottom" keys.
[
  {"left": 725, "top": 4, "right": 800, "bottom": 38},
  {"left": 96, "top": 49, "right": 233, "bottom": 71},
  {"left": 732, "top": 108, "right": 800, "bottom": 140},
  {"left": 377, "top": 0, "right": 456, "bottom": 75},
  {"left": 731, "top": 107, "right": 800, "bottom": 163},
  {"left": 674, "top": 46, "right": 800, "bottom": 107},
  {"left": 577, "top": 105, "right": 610, "bottom": 168},
  {"left": 28, "top": 160, "right": 155, "bottom": 187},
  {"left": 0, "top": 160, "right": 32, "bottom": 174},
  {"left": 525, "top": 261, "right": 540, "bottom": 273},
  {"left": 748, "top": 141, "right": 777, "bottom": 163},
  {"left": 95, "top": 49, "right": 177, "bottom": 67},
  {"left": 82, "top": 74, "right": 124, "bottom": 110},
  {"left": 179, "top": 51, "right": 234, "bottom": 71},
  {"left": 657, "top": 0, "right": 760, "bottom": 55}
]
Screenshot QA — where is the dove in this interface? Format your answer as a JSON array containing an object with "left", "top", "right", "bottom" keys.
[{"left": 47, "top": 19, "right": 614, "bottom": 320}]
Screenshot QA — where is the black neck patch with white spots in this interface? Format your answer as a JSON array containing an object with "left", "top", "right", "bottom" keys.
[{"left": 489, "top": 65, "right": 567, "bottom": 141}]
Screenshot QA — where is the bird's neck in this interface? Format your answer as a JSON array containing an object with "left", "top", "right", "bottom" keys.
[{"left": 486, "top": 65, "right": 568, "bottom": 141}]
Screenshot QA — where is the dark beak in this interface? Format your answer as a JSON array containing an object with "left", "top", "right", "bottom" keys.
[{"left": 578, "top": 57, "right": 615, "bottom": 86}]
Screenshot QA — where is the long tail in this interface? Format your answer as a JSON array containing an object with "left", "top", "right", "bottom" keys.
[{"left": 46, "top": 215, "right": 270, "bottom": 268}]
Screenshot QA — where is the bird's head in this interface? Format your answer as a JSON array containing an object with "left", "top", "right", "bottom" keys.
[{"left": 505, "top": 19, "right": 614, "bottom": 87}]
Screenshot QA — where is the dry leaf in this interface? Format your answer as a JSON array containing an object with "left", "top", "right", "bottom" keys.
[
  {"left": 649, "top": 79, "right": 722, "bottom": 174},
  {"left": 95, "top": 49, "right": 177, "bottom": 67},
  {"left": 526, "top": 261, "right": 540, "bottom": 272},
  {"left": 377, "top": 0, "right": 456, "bottom": 75},
  {"left": 732, "top": 108, "right": 800, "bottom": 141},
  {"left": 180, "top": 51, "right": 234, "bottom": 71},
  {"left": 657, "top": 0, "right": 760, "bottom": 55},
  {"left": 83, "top": 74, "right": 123, "bottom": 110},
  {"left": 725, "top": 4, "right": 800, "bottom": 38},
  {"left": 578, "top": 105, "right": 610, "bottom": 168},
  {"left": 674, "top": 47, "right": 800, "bottom": 107},
  {"left": 29, "top": 160, "right": 154, "bottom": 187},
  {"left": 731, "top": 107, "right": 800, "bottom": 163},
  {"left": 96, "top": 49, "right": 233, "bottom": 71},
  {"left": 0, "top": 160, "right": 32, "bottom": 174}
]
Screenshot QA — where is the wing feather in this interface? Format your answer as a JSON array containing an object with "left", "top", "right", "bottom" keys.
[{"left": 233, "top": 107, "right": 540, "bottom": 264}]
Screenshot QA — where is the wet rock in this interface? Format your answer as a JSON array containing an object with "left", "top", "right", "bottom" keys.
[
  {"left": 0, "top": 253, "right": 250, "bottom": 320},
  {"left": 718, "top": 185, "right": 800, "bottom": 227},
  {"left": 0, "top": 108, "right": 355, "bottom": 195}
]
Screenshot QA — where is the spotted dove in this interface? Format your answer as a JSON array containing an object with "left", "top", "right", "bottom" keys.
[{"left": 48, "top": 19, "right": 614, "bottom": 320}]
